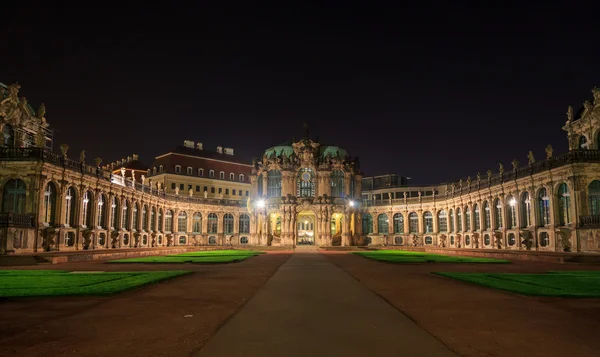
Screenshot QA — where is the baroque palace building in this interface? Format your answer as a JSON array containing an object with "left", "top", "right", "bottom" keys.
[{"left": 0, "top": 81, "right": 600, "bottom": 254}]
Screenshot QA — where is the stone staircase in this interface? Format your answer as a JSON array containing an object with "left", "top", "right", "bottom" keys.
[{"left": 294, "top": 245, "right": 319, "bottom": 253}]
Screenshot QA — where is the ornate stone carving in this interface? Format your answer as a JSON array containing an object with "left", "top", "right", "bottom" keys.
[
  {"left": 82, "top": 229, "right": 93, "bottom": 250},
  {"left": 527, "top": 151, "right": 535, "bottom": 164},
  {"left": 79, "top": 150, "right": 86, "bottom": 163},
  {"left": 60, "top": 144, "right": 69, "bottom": 157},
  {"left": 511, "top": 159, "right": 519, "bottom": 170},
  {"left": 545, "top": 145, "right": 553, "bottom": 159},
  {"left": 566, "top": 105, "right": 573, "bottom": 123}
]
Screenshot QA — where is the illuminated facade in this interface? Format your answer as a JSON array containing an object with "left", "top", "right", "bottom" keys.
[{"left": 0, "top": 82, "right": 599, "bottom": 254}]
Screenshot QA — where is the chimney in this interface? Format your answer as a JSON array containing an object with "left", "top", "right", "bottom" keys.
[
  {"left": 224, "top": 147, "right": 234, "bottom": 155},
  {"left": 183, "top": 140, "right": 194, "bottom": 148},
  {"left": 196, "top": 142, "right": 203, "bottom": 150},
  {"left": 216, "top": 146, "right": 223, "bottom": 154},
  {"left": 132, "top": 153, "right": 139, "bottom": 160}
]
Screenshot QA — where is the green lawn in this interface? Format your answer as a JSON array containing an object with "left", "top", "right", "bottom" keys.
[
  {"left": 109, "top": 249, "right": 263, "bottom": 264},
  {"left": 353, "top": 250, "right": 510, "bottom": 264},
  {"left": 433, "top": 271, "right": 600, "bottom": 297},
  {"left": 0, "top": 270, "right": 191, "bottom": 297}
]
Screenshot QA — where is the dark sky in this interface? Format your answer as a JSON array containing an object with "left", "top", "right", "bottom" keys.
[{"left": 2, "top": 2, "right": 599, "bottom": 185}]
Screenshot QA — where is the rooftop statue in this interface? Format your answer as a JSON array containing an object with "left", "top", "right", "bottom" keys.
[{"left": 566, "top": 105, "right": 573, "bottom": 123}]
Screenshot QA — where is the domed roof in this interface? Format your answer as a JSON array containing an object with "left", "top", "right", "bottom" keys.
[
  {"left": 264, "top": 145, "right": 294, "bottom": 158},
  {"left": 320, "top": 146, "right": 347, "bottom": 158}
]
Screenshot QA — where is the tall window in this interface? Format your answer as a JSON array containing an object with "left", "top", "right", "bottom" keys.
[
  {"left": 219, "top": 171, "right": 225, "bottom": 179},
  {"left": 409, "top": 212, "right": 419, "bottom": 233},
  {"left": 474, "top": 204, "right": 481, "bottom": 230},
  {"left": 437, "top": 210, "right": 447, "bottom": 232},
  {"left": 224, "top": 213, "right": 234, "bottom": 234},
  {"left": 122, "top": 200, "right": 130, "bottom": 230},
  {"left": 330, "top": 170, "right": 345, "bottom": 197},
  {"left": 165, "top": 210, "right": 173, "bottom": 232},
  {"left": 43, "top": 183, "right": 57, "bottom": 224},
  {"left": 557, "top": 183, "right": 571, "bottom": 225},
  {"left": 362, "top": 214, "right": 373, "bottom": 234},
  {"left": 297, "top": 168, "right": 315, "bottom": 197},
  {"left": 377, "top": 214, "right": 388, "bottom": 234},
  {"left": 208, "top": 213, "right": 218, "bottom": 233},
  {"left": 82, "top": 191, "right": 92, "bottom": 227},
  {"left": 178, "top": 211, "right": 187, "bottom": 232},
  {"left": 97, "top": 194, "right": 106, "bottom": 228},
  {"left": 449, "top": 209, "right": 454, "bottom": 232},
  {"left": 239, "top": 174, "right": 245, "bottom": 182},
  {"left": 64, "top": 187, "right": 76, "bottom": 226},
  {"left": 230, "top": 173, "right": 235, "bottom": 180},
  {"left": 456, "top": 208, "right": 462, "bottom": 232},
  {"left": 424, "top": 211, "right": 433, "bottom": 233},
  {"left": 110, "top": 196, "right": 118, "bottom": 229},
  {"left": 538, "top": 188, "right": 550, "bottom": 226},
  {"left": 484, "top": 201, "right": 491, "bottom": 230},
  {"left": 150, "top": 207, "right": 156, "bottom": 231},
  {"left": 133, "top": 203, "right": 139, "bottom": 230},
  {"left": 393, "top": 213, "right": 404, "bottom": 233},
  {"left": 267, "top": 170, "right": 282, "bottom": 197},
  {"left": 465, "top": 207, "right": 471, "bottom": 231},
  {"left": 158, "top": 208, "right": 163, "bottom": 231},
  {"left": 193, "top": 212, "right": 202, "bottom": 233},
  {"left": 2, "top": 179, "right": 27, "bottom": 214},
  {"left": 239, "top": 214, "right": 250, "bottom": 234},
  {"left": 521, "top": 192, "right": 531, "bottom": 227},
  {"left": 494, "top": 198, "right": 503, "bottom": 229},
  {"left": 589, "top": 180, "right": 600, "bottom": 215},
  {"left": 142, "top": 205, "right": 148, "bottom": 230},
  {"left": 507, "top": 195, "right": 517, "bottom": 228},
  {"left": 209, "top": 170, "right": 215, "bottom": 178}
]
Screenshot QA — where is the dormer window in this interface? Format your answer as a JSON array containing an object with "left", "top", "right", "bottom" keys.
[
  {"left": 209, "top": 170, "right": 215, "bottom": 178},
  {"left": 198, "top": 168, "right": 204, "bottom": 176},
  {"left": 175, "top": 165, "right": 181, "bottom": 174},
  {"left": 219, "top": 171, "right": 225, "bottom": 179},
  {"left": 229, "top": 173, "right": 235, "bottom": 180},
  {"left": 239, "top": 174, "right": 245, "bottom": 182},
  {"left": 159, "top": 165, "right": 164, "bottom": 173},
  {"left": 152, "top": 167, "right": 157, "bottom": 175},
  {"left": 187, "top": 167, "right": 193, "bottom": 175}
]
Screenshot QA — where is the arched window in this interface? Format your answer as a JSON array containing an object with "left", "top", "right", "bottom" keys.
[
  {"left": 424, "top": 211, "right": 433, "bottom": 233},
  {"left": 465, "top": 207, "right": 471, "bottom": 231},
  {"left": 538, "top": 188, "right": 550, "bottom": 226},
  {"left": 224, "top": 214, "right": 234, "bottom": 234},
  {"left": 219, "top": 171, "right": 225, "bottom": 179},
  {"left": 192, "top": 212, "right": 202, "bottom": 233},
  {"left": 186, "top": 167, "right": 193, "bottom": 175},
  {"left": 178, "top": 211, "right": 187, "bottom": 232},
  {"left": 141, "top": 205, "right": 148, "bottom": 230},
  {"left": 152, "top": 167, "right": 157, "bottom": 175},
  {"left": 64, "top": 186, "right": 77, "bottom": 227},
  {"left": 494, "top": 198, "right": 503, "bottom": 229},
  {"left": 150, "top": 207, "right": 156, "bottom": 231},
  {"left": 474, "top": 204, "right": 481, "bottom": 230},
  {"left": 198, "top": 168, "right": 204, "bottom": 176},
  {"left": 239, "top": 174, "right": 245, "bottom": 182},
  {"left": 362, "top": 214, "right": 373, "bottom": 234},
  {"left": 539, "top": 232, "right": 549, "bottom": 247},
  {"left": 158, "top": 208, "right": 163, "bottom": 231},
  {"left": 165, "top": 209, "right": 173, "bottom": 232},
  {"left": 297, "top": 168, "right": 315, "bottom": 197},
  {"left": 484, "top": 201, "right": 491, "bottom": 230},
  {"left": 97, "top": 194, "right": 107, "bottom": 228},
  {"left": 521, "top": 192, "right": 531, "bottom": 227},
  {"left": 229, "top": 173, "right": 235, "bottom": 180},
  {"left": 132, "top": 203, "right": 139, "bottom": 230},
  {"left": 208, "top": 213, "right": 218, "bottom": 233},
  {"left": 507, "top": 195, "right": 517, "bottom": 228},
  {"left": 449, "top": 209, "right": 454, "bottom": 232},
  {"left": 209, "top": 170, "right": 214, "bottom": 178},
  {"left": 456, "top": 208, "right": 462, "bottom": 232},
  {"left": 557, "top": 183, "right": 571, "bottom": 226},
  {"left": 159, "top": 165, "right": 164, "bottom": 173},
  {"left": 2, "top": 179, "right": 26, "bottom": 214},
  {"left": 393, "top": 213, "right": 404, "bottom": 233},
  {"left": 42, "top": 183, "right": 57, "bottom": 225},
  {"left": 122, "top": 200, "right": 130, "bottom": 230},
  {"left": 377, "top": 214, "right": 389, "bottom": 234},
  {"left": 2, "top": 124, "right": 14, "bottom": 146},
  {"left": 175, "top": 165, "right": 181, "bottom": 174},
  {"left": 267, "top": 170, "right": 282, "bottom": 197},
  {"left": 257, "top": 175, "right": 264, "bottom": 197},
  {"left": 110, "top": 196, "right": 118, "bottom": 229},
  {"left": 330, "top": 170, "right": 345, "bottom": 197},
  {"left": 589, "top": 180, "right": 600, "bottom": 215},
  {"left": 425, "top": 236, "right": 433, "bottom": 245},
  {"left": 437, "top": 210, "right": 447, "bottom": 232},
  {"left": 409, "top": 212, "right": 418, "bottom": 233},
  {"left": 82, "top": 191, "right": 93, "bottom": 227},
  {"left": 239, "top": 214, "right": 250, "bottom": 234},
  {"left": 579, "top": 135, "right": 588, "bottom": 149}
]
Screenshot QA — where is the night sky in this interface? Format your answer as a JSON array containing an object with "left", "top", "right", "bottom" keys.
[{"left": 2, "top": 3, "right": 599, "bottom": 185}]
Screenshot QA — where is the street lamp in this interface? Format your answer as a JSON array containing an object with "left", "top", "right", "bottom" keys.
[
  {"left": 256, "top": 199, "right": 265, "bottom": 208},
  {"left": 348, "top": 200, "right": 355, "bottom": 207}
]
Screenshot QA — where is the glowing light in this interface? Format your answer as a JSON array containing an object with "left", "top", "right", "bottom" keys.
[
  {"left": 304, "top": 220, "right": 308, "bottom": 224},
  {"left": 509, "top": 198, "right": 517, "bottom": 207},
  {"left": 256, "top": 199, "right": 265, "bottom": 208},
  {"left": 349, "top": 200, "right": 355, "bottom": 207}
]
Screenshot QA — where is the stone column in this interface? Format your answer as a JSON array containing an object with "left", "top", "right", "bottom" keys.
[
  {"left": 355, "top": 174, "right": 362, "bottom": 200},
  {"left": 344, "top": 173, "right": 351, "bottom": 198}
]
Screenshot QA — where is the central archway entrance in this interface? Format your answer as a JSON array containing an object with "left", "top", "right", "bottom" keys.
[{"left": 297, "top": 211, "right": 315, "bottom": 246}]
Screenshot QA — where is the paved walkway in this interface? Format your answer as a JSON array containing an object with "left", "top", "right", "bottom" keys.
[{"left": 193, "top": 253, "right": 457, "bottom": 357}]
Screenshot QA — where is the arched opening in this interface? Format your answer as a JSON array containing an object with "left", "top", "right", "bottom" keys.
[
  {"left": 207, "top": 213, "right": 218, "bottom": 234},
  {"left": 178, "top": 211, "right": 187, "bottom": 232},
  {"left": 394, "top": 213, "right": 404, "bottom": 233},
  {"left": 297, "top": 211, "right": 315, "bottom": 245},
  {"left": 65, "top": 186, "right": 77, "bottom": 227},
  {"left": 557, "top": 183, "right": 571, "bottom": 226},
  {"left": 474, "top": 204, "right": 481, "bottom": 230},
  {"left": 538, "top": 188, "right": 550, "bottom": 226},
  {"left": 82, "top": 191, "right": 93, "bottom": 228},
  {"left": 2, "top": 179, "right": 27, "bottom": 214},
  {"left": 42, "top": 182, "right": 57, "bottom": 225},
  {"left": 424, "top": 211, "right": 433, "bottom": 233},
  {"left": 239, "top": 214, "right": 250, "bottom": 234},
  {"left": 377, "top": 214, "right": 388, "bottom": 234},
  {"left": 408, "top": 212, "right": 418, "bottom": 233},
  {"left": 297, "top": 168, "right": 315, "bottom": 197},
  {"left": 192, "top": 212, "right": 202, "bottom": 233},
  {"left": 224, "top": 213, "right": 234, "bottom": 234},
  {"left": 331, "top": 213, "right": 343, "bottom": 245}
]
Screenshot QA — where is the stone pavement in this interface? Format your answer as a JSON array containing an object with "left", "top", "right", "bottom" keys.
[{"left": 193, "top": 253, "right": 457, "bottom": 357}]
